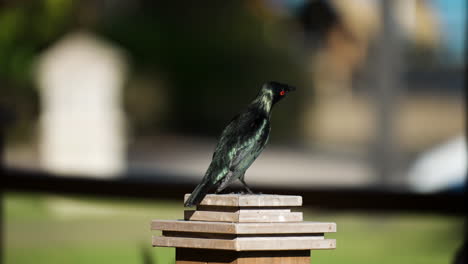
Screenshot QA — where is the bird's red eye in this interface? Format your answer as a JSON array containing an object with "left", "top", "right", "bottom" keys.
[{"left": 280, "top": 91, "right": 285, "bottom": 96}]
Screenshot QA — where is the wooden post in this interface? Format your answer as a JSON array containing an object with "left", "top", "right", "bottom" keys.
[{"left": 151, "top": 194, "right": 336, "bottom": 263}]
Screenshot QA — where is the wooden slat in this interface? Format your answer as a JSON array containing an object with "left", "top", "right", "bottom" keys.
[
  {"left": 184, "top": 194, "right": 302, "bottom": 207},
  {"left": 163, "top": 231, "right": 324, "bottom": 239},
  {"left": 163, "top": 231, "right": 237, "bottom": 239},
  {"left": 151, "top": 220, "right": 336, "bottom": 234},
  {"left": 153, "top": 235, "right": 335, "bottom": 251},
  {"left": 153, "top": 236, "right": 236, "bottom": 250},
  {"left": 235, "top": 222, "right": 336, "bottom": 234},
  {"left": 236, "top": 237, "right": 336, "bottom": 251},
  {"left": 184, "top": 210, "right": 239, "bottom": 222},
  {"left": 238, "top": 212, "right": 302, "bottom": 223},
  {"left": 184, "top": 210, "right": 303, "bottom": 223},
  {"left": 196, "top": 205, "right": 291, "bottom": 213},
  {"left": 151, "top": 220, "right": 236, "bottom": 233}
]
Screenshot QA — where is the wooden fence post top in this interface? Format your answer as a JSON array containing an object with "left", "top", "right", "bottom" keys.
[
  {"left": 183, "top": 194, "right": 303, "bottom": 207},
  {"left": 152, "top": 194, "right": 337, "bottom": 252}
]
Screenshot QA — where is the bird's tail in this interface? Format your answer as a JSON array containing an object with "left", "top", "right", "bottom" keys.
[{"left": 184, "top": 182, "right": 212, "bottom": 207}]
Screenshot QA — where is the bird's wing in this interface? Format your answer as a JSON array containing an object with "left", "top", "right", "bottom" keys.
[
  {"left": 229, "top": 119, "right": 270, "bottom": 169},
  {"left": 209, "top": 113, "right": 270, "bottom": 183}
]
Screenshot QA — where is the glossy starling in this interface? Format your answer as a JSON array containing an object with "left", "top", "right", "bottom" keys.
[{"left": 184, "top": 81, "right": 296, "bottom": 207}]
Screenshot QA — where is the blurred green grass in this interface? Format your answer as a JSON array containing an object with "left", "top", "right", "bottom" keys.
[{"left": 4, "top": 192, "right": 463, "bottom": 264}]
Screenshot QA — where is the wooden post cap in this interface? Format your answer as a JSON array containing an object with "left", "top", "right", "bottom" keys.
[{"left": 152, "top": 194, "right": 337, "bottom": 252}]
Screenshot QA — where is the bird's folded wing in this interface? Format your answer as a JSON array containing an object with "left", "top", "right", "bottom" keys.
[{"left": 229, "top": 120, "right": 269, "bottom": 170}]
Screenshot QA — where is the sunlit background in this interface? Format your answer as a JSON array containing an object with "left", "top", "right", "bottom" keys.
[{"left": 1, "top": 0, "right": 465, "bottom": 263}]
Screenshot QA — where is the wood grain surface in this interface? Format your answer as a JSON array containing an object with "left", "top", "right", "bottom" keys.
[
  {"left": 184, "top": 194, "right": 302, "bottom": 207},
  {"left": 151, "top": 220, "right": 336, "bottom": 234},
  {"left": 184, "top": 210, "right": 303, "bottom": 223},
  {"left": 153, "top": 235, "right": 336, "bottom": 251}
]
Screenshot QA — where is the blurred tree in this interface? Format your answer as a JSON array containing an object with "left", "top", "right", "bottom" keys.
[
  {"left": 98, "top": 1, "right": 306, "bottom": 140},
  {"left": 2, "top": 0, "right": 307, "bottom": 145},
  {"left": 0, "top": 0, "right": 75, "bottom": 142}
]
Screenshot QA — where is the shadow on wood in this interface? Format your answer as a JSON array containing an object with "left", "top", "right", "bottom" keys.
[{"left": 176, "top": 248, "right": 311, "bottom": 264}]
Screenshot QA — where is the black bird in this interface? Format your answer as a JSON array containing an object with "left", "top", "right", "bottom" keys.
[{"left": 184, "top": 82, "right": 296, "bottom": 207}]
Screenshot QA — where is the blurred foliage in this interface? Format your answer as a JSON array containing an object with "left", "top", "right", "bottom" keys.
[
  {"left": 1, "top": 0, "right": 308, "bottom": 144},
  {"left": 4, "top": 192, "right": 464, "bottom": 264},
  {"left": 98, "top": 1, "right": 307, "bottom": 139},
  {"left": 0, "top": 0, "right": 75, "bottom": 141},
  {"left": 0, "top": 0, "right": 74, "bottom": 84}
]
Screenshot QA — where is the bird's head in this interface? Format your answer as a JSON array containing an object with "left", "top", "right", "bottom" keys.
[{"left": 262, "top": 81, "right": 296, "bottom": 105}]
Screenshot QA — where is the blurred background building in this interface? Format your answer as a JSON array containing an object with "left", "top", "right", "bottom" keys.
[{"left": 36, "top": 31, "right": 127, "bottom": 177}]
